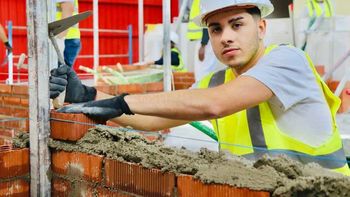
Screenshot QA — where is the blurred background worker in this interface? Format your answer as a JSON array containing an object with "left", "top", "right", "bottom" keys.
[
  {"left": 145, "top": 32, "right": 186, "bottom": 72},
  {"left": 187, "top": 0, "right": 225, "bottom": 81},
  {"left": 0, "top": 23, "right": 12, "bottom": 54},
  {"left": 56, "top": 0, "right": 81, "bottom": 67},
  {"left": 299, "top": 0, "right": 334, "bottom": 50}
]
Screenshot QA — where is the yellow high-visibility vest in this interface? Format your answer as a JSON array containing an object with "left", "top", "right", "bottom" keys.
[
  {"left": 171, "top": 47, "right": 186, "bottom": 72},
  {"left": 56, "top": 0, "right": 80, "bottom": 39},
  {"left": 198, "top": 45, "right": 350, "bottom": 176},
  {"left": 187, "top": 0, "right": 202, "bottom": 41},
  {"left": 307, "top": 0, "right": 333, "bottom": 18}
]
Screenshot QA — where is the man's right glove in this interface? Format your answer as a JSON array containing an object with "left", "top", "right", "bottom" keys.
[
  {"left": 4, "top": 42, "right": 12, "bottom": 54},
  {"left": 50, "top": 65, "right": 96, "bottom": 103}
]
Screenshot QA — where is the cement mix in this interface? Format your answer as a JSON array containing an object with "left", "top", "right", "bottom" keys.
[{"left": 46, "top": 126, "right": 350, "bottom": 196}]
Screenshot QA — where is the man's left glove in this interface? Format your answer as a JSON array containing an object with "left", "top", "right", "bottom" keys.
[
  {"left": 57, "top": 93, "right": 134, "bottom": 121},
  {"left": 4, "top": 42, "right": 12, "bottom": 54}
]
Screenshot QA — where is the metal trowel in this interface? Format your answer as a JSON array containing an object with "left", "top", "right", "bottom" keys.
[{"left": 49, "top": 11, "right": 92, "bottom": 109}]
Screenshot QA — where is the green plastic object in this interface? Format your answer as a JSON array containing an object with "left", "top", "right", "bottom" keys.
[{"left": 189, "top": 121, "right": 218, "bottom": 141}]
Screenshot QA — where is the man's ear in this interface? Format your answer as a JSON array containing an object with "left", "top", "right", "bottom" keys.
[{"left": 257, "top": 19, "right": 266, "bottom": 40}]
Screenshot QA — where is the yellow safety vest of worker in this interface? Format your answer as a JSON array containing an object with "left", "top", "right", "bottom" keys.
[
  {"left": 307, "top": 0, "right": 333, "bottom": 18},
  {"left": 198, "top": 45, "right": 350, "bottom": 176},
  {"left": 56, "top": 0, "right": 80, "bottom": 39},
  {"left": 187, "top": 0, "right": 202, "bottom": 40},
  {"left": 171, "top": 47, "right": 186, "bottom": 72}
]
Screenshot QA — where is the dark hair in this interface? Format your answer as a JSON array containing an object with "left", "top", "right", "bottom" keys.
[{"left": 246, "top": 7, "right": 261, "bottom": 18}]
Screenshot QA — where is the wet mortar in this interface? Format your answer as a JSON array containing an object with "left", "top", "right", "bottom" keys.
[{"left": 15, "top": 126, "right": 350, "bottom": 196}]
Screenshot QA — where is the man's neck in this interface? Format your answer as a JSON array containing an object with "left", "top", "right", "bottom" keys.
[{"left": 234, "top": 43, "right": 265, "bottom": 75}]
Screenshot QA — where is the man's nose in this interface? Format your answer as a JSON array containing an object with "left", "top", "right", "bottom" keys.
[{"left": 221, "top": 27, "right": 235, "bottom": 45}]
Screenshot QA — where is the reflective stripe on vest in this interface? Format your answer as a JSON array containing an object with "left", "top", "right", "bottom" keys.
[
  {"left": 187, "top": 0, "right": 202, "bottom": 41},
  {"left": 56, "top": 0, "right": 80, "bottom": 39},
  {"left": 307, "top": 0, "right": 333, "bottom": 18},
  {"left": 199, "top": 45, "right": 350, "bottom": 175},
  {"left": 171, "top": 47, "right": 187, "bottom": 72}
]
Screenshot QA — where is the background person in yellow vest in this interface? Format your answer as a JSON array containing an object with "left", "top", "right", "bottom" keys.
[
  {"left": 187, "top": 0, "right": 225, "bottom": 81},
  {"left": 144, "top": 32, "right": 186, "bottom": 72},
  {"left": 56, "top": 0, "right": 81, "bottom": 67},
  {"left": 49, "top": 0, "right": 350, "bottom": 176},
  {"left": 0, "top": 23, "right": 12, "bottom": 54}
]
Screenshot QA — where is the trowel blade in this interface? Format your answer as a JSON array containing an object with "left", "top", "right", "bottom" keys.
[{"left": 48, "top": 11, "right": 92, "bottom": 37}]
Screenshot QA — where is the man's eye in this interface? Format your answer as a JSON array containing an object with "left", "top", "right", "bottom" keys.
[
  {"left": 232, "top": 23, "right": 242, "bottom": 29},
  {"left": 210, "top": 27, "right": 221, "bottom": 33}
]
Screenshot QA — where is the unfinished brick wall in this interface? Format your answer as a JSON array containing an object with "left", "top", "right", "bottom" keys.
[
  {"left": 0, "top": 147, "right": 30, "bottom": 196},
  {"left": 50, "top": 150, "right": 270, "bottom": 197},
  {"left": 173, "top": 72, "right": 195, "bottom": 90},
  {"left": 0, "top": 84, "right": 29, "bottom": 145}
]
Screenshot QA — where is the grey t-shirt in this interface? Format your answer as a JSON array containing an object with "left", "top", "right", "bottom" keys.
[{"left": 243, "top": 45, "right": 332, "bottom": 147}]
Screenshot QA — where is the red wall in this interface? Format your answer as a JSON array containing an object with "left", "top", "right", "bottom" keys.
[{"left": 0, "top": 0, "right": 179, "bottom": 81}]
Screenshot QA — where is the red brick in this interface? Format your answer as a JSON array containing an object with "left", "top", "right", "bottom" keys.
[
  {"left": 0, "top": 128, "right": 14, "bottom": 137},
  {"left": 52, "top": 177, "right": 96, "bottom": 197},
  {"left": 50, "top": 111, "right": 106, "bottom": 141},
  {"left": 315, "top": 65, "right": 325, "bottom": 76},
  {"left": 19, "top": 98, "right": 29, "bottom": 107},
  {"left": 96, "top": 188, "right": 134, "bottom": 197},
  {"left": 0, "top": 148, "right": 29, "bottom": 179},
  {"left": 2, "top": 96, "right": 21, "bottom": 106},
  {"left": 52, "top": 177, "right": 71, "bottom": 197},
  {"left": 12, "top": 85, "right": 28, "bottom": 95},
  {"left": 174, "top": 82, "right": 193, "bottom": 90},
  {"left": 0, "top": 179, "right": 30, "bottom": 197},
  {"left": 0, "top": 84, "right": 12, "bottom": 94},
  {"left": 326, "top": 80, "right": 339, "bottom": 93},
  {"left": 51, "top": 151, "right": 104, "bottom": 182},
  {"left": 117, "top": 84, "right": 145, "bottom": 94},
  {"left": 105, "top": 159, "right": 176, "bottom": 197},
  {"left": 177, "top": 175, "right": 270, "bottom": 197},
  {"left": 145, "top": 82, "right": 163, "bottom": 92},
  {"left": 339, "top": 82, "right": 350, "bottom": 113}
]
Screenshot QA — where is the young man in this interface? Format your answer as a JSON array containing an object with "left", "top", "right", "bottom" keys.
[{"left": 50, "top": 0, "right": 350, "bottom": 175}]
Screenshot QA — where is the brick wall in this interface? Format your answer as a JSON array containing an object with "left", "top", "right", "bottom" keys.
[
  {"left": 50, "top": 150, "right": 270, "bottom": 197},
  {"left": 0, "top": 147, "right": 30, "bottom": 196},
  {"left": 0, "top": 84, "right": 29, "bottom": 145}
]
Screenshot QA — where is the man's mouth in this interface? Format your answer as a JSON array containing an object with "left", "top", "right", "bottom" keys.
[{"left": 222, "top": 48, "right": 239, "bottom": 56}]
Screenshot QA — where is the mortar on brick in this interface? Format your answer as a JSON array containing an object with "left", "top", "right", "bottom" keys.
[
  {"left": 48, "top": 126, "right": 350, "bottom": 196},
  {"left": 12, "top": 132, "right": 29, "bottom": 148}
]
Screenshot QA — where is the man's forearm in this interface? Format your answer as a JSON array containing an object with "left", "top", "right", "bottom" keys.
[
  {"left": 111, "top": 114, "right": 188, "bottom": 131},
  {"left": 0, "top": 25, "right": 8, "bottom": 43}
]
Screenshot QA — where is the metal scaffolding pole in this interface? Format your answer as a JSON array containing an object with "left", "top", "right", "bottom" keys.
[
  {"left": 162, "top": 0, "right": 171, "bottom": 92},
  {"left": 26, "top": 0, "right": 51, "bottom": 195},
  {"left": 93, "top": 0, "right": 99, "bottom": 82},
  {"left": 138, "top": 0, "right": 144, "bottom": 62}
]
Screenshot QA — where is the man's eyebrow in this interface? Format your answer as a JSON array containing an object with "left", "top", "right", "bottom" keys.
[
  {"left": 208, "top": 22, "right": 220, "bottom": 28},
  {"left": 228, "top": 16, "right": 244, "bottom": 23},
  {"left": 207, "top": 16, "right": 245, "bottom": 27}
]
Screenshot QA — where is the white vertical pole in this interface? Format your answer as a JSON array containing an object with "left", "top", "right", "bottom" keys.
[
  {"left": 138, "top": 0, "right": 144, "bottom": 62},
  {"left": 163, "top": 0, "right": 171, "bottom": 92},
  {"left": 26, "top": 0, "right": 51, "bottom": 195},
  {"left": 93, "top": 0, "right": 99, "bottom": 83}
]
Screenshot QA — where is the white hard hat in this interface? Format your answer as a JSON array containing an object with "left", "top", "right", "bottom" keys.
[
  {"left": 193, "top": 0, "right": 274, "bottom": 27},
  {"left": 170, "top": 31, "right": 179, "bottom": 45}
]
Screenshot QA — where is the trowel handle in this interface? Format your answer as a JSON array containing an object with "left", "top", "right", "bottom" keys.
[{"left": 50, "top": 36, "right": 67, "bottom": 109}]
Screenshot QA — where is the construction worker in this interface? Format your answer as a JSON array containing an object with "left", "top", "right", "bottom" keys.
[
  {"left": 0, "top": 23, "right": 12, "bottom": 54},
  {"left": 56, "top": 0, "right": 81, "bottom": 67},
  {"left": 145, "top": 32, "right": 186, "bottom": 72},
  {"left": 187, "top": 0, "right": 225, "bottom": 81},
  {"left": 50, "top": 0, "right": 350, "bottom": 175},
  {"left": 307, "top": 0, "right": 333, "bottom": 18}
]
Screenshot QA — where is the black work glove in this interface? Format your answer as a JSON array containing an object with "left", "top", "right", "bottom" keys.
[
  {"left": 4, "top": 42, "right": 12, "bottom": 54},
  {"left": 57, "top": 93, "right": 134, "bottom": 121},
  {"left": 49, "top": 65, "right": 96, "bottom": 103}
]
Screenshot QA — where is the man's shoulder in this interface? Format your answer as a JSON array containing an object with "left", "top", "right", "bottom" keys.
[{"left": 260, "top": 45, "right": 309, "bottom": 67}]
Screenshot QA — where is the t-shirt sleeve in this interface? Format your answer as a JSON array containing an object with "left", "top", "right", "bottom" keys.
[{"left": 242, "top": 46, "right": 315, "bottom": 111}]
